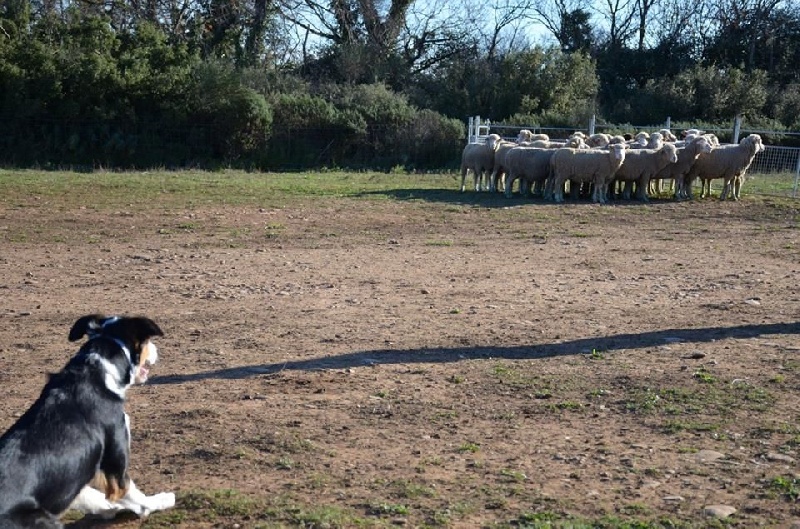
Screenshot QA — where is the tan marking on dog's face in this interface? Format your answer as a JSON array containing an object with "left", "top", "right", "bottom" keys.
[{"left": 134, "top": 340, "right": 158, "bottom": 384}]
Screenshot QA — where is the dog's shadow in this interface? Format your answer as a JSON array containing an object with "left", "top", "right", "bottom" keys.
[{"left": 64, "top": 513, "right": 139, "bottom": 528}]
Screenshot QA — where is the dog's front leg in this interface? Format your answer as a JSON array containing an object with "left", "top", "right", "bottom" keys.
[{"left": 100, "top": 415, "right": 133, "bottom": 502}]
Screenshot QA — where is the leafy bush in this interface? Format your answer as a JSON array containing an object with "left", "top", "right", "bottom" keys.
[
  {"left": 392, "top": 109, "right": 465, "bottom": 170},
  {"left": 188, "top": 61, "right": 272, "bottom": 163},
  {"left": 265, "top": 92, "right": 363, "bottom": 169}
]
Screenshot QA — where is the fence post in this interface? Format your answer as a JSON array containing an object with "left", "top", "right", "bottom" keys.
[
  {"left": 665, "top": 117, "right": 671, "bottom": 130},
  {"left": 733, "top": 115, "right": 742, "bottom": 144},
  {"left": 589, "top": 115, "right": 596, "bottom": 136},
  {"left": 793, "top": 154, "right": 800, "bottom": 198}
]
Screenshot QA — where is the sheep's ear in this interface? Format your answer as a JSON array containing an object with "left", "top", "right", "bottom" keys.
[{"left": 69, "top": 314, "right": 108, "bottom": 342}]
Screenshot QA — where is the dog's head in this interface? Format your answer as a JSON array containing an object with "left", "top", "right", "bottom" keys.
[{"left": 69, "top": 314, "right": 164, "bottom": 385}]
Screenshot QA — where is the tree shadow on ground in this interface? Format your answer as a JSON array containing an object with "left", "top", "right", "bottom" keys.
[{"left": 150, "top": 321, "right": 800, "bottom": 385}]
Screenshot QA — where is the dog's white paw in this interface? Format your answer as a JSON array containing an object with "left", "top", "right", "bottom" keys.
[{"left": 144, "top": 492, "right": 176, "bottom": 511}]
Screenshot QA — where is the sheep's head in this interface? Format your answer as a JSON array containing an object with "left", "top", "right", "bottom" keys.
[
  {"left": 682, "top": 128, "right": 704, "bottom": 138},
  {"left": 486, "top": 133, "right": 502, "bottom": 151},
  {"left": 588, "top": 134, "right": 610, "bottom": 148},
  {"left": 610, "top": 143, "right": 626, "bottom": 161},
  {"left": 661, "top": 143, "right": 679, "bottom": 163},
  {"left": 647, "top": 132, "right": 664, "bottom": 149},
  {"left": 659, "top": 129, "right": 677, "bottom": 142},
  {"left": 566, "top": 137, "right": 588, "bottom": 149},
  {"left": 743, "top": 134, "right": 765, "bottom": 153},
  {"left": 691, "top": 136, "right": 713, "bottom": 154},
  {"left": 516, "top": 129, "right": 533, "bottom": 143}
]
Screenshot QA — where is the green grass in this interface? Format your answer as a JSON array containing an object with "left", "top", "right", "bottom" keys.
[
  {"left": 4, "top": 168, "right": 794, "bottom": 212},
  {"left": 0, "top": 169, "right": 462, "bottom": 209},
  {"left": 136, "top": 490, "right": 374, "bottom": 528},
  {"left": 770, "top": 475, "right": 800, "bottom": 501},
  {"left": 739, "top": 171, "right": 799, "bottom": 197}
]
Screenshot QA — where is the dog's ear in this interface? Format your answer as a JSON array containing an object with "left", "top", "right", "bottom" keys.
[
  {"left": 127, "top": 317, "right": 164, "bottom": 341},
  {"left": 68, "top": 314, "right": 108, "bottom": 342}
]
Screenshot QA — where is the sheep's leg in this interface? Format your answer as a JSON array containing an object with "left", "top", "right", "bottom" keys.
[
  {"left": 673, "top": 176, "right": 685, "bottom": 200},
  {"left": 490, "top": 168, "right": 504, "bottom": 193},
  {"left": 504, "top": 171, "right": 516, "bottom": 198},
  {"left": 685, "top": 176, "right": 697, "bottom": 200},
  {"left": 648, "top": 178, "right": 661, "bottom": 196},
  {"left": 553, "top": 176, "right": 566, "bottom": 203},
  {"left": 592, "top": 178, "right": 606, "bottom": 204},
  {"left": 522, "top": 177, "right": 534, "bottom": 197},
  {"left": 542, "top": 176, "right": 554, "bottom": 201},
  {"left": 472, "top": 167, "right": 481, "bottom": 192},
  {"left": 701, "top": 178, "right": 711, "bottom": 198},
  {"left": 672, "top": 178, "right": 681, "bottom": 199},
  {"left": 621, "top": 181, "right": 633, "bottom": 200},
  {"left": 733, "top": 175, "right": 743, "bottom": 200},
  {"left": 636, "top": 176, "right": 650, "bottom": 202},
  {"left": 568, "top": 181, "right": 579, "bottom": 201},
  {"left": 720, "top": 178, "right": 732, "bottom": 200},
  {"left": 532, "top": 179, "right": 544, "bottom": 198}
]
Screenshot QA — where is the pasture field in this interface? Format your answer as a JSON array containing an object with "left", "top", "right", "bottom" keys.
[{"left": 0, "top": 169, "right": 799, "bottom": 528}]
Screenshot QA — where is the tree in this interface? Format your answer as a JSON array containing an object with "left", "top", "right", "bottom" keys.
[
  {"left": 534, "top": 0, "right": 594, "bottom": 52},
  {"left": 595, "top": 0, "right": 637, "bottom": 51}
]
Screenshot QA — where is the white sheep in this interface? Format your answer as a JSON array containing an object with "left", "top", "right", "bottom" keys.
[
  {"left": 488, "top": 139, "right": 518, "bottom": 192},
  {"left": 503, "top": 146, "right": 558, "bottom": 198},
  {"left": 549, "top": 144, "right": 627, "bottom": 204},
  {"left": 521, "top": 139, "right": 569, "bottom": 149},
  {"left": 684, "top": 134, "right": 765, "bottom": 200},
  {"left": 659, "top": 128, "right": 678, "bottom": 142},
  {"left": 566, "top": 136, "right": 589, "bottom": 149},
  {"left": 652, "top": 136, "right": 714, "bottom": 200},
  {"left": 612, "top": 143, "right": 678, "bottom": 202},
  {"left": 460, "top": 134, "right": 501, "bottom": 192},
  {"left": 586, "top": 133, "right": 612, "bottom": 148},
  {"left": 516, "top": 130, "right": 549, "bottom": 143},
  {"left": 631, "top": 132, "right": 649, "bottom": 147},
  {"left": 646, "top": 132, "right": 664, "bottom": 150}
]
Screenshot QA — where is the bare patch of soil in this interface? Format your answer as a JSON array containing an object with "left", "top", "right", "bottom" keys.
[{"left": 1, "top": 193, "right": 799, "bottom": 527}]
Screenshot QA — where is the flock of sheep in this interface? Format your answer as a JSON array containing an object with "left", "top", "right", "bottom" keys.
[{"left": 460, "top": 128, "right": 766, "bottom": 203}]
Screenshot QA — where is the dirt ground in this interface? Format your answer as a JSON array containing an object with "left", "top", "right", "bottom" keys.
[{"left": 1, "top": 190, "right": 799, "bottom": 528}]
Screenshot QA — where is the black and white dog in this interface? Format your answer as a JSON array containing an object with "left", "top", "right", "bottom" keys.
[{"left": 0, "top": 315, "right": 174, "bottom": 528}]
